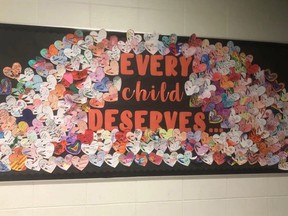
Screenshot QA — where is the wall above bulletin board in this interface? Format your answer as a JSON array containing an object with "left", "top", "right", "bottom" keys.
[{"left": 0, "top": 23, "right": 288, "bottom": 181}]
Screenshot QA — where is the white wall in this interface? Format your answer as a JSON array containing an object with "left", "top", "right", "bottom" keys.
[{"left": 0, "top": 0, "right": 288, "bottom": 216}]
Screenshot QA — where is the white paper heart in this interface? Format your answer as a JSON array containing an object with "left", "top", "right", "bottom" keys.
[
  {"left": 163, "top": 152, "right": 177, "bottom": 167},
  {"left": 81, "top": 141, "right": 99, "bottom": 155},
  {"left": 39, "top": 157, "right": 57, "bottom": 173},
  {"left": 105, "top": 152, "right": 120, "bottom": 168}
]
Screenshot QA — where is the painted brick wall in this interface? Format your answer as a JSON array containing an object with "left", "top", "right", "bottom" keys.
[{"left": 0, "top": 0, "right": 288, "bottom": 216}]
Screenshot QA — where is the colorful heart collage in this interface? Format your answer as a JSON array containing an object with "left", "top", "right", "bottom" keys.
[{"left": 0, "top": 28, "right": 288, "bottom": 174}]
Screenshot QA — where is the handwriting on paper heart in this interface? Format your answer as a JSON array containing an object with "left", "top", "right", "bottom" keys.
[
  {"left": 3, "top": 62, "right": 22, "bottom": 79},
  {"left": 89, "top": 151, "right": 105, "bottom": 167},
  {"left": 72, "top": 155, "right": 89, "bottom": 171}
]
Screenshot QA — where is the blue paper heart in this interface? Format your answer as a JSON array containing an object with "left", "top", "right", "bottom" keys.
[
  {"left": 0, "top": 78, "right": 12, "bottom": 95},
  {"left": 0, "top": 161, "right": 10, "bottom": 172},
  {"left": 16, "top": 109, "right": 35, "bottom": 126},
  {"left": 221, "top": 93, "right": 234, "bottom": 108},
  {"left": 93, "top": 77, "right": 110, "bottom": 92}
]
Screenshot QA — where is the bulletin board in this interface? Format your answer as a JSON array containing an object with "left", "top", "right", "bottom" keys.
[{"left": 0, "top": 23, "right": 288, "bottom": 181}]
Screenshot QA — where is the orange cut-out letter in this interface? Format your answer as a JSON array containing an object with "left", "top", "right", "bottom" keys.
[{"left": 120, "top": 53, "right": 134, "bottom": 75}]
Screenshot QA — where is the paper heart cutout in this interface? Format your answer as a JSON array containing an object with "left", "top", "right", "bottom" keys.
[
  {"left": 194, "top": 143, "right": 209, "bottom": 156},
  {"left": 181, "top": 140, "right": 194, "bottom": 152},
  {"left": 278, "top": 161, "right": 288, "bottom": 170},
  {"left": 54, "top": 40, "right": 68, "bottom": 50},
  {"left": 163, "top": 152, "right": 178, "bottom": 167},
  {"left": 247, "top": 151, "right": 259, "bottom": 165},
  {"left": 140, "top": 141, "right": 155, "bottom": 154},
  {"left": 104, "top": 60, "right": 119, "bottom": 76},
  {"left": 144, "top": 40, "right": 159, "bottom": 55},
  {"left": 173, "top": 129, "right": 187, "bottom": 141},
  {"left": 192, "top": 59, "right": 207, "bottom": 73},
  {"left": 81, "top": 141, "right": 99, "bottom": 155},
  {"left": 35, "top": 62, "right": 53, "bottom": 77},
  {"left": 161, "top": 35, "right": 171, "bottom": 47},
  {"left": 39, "top": 157, "right": 56, "bottom": 173},
  {"left": 124, "top": 129, "right": 139, "bottom": 141},
  {"left": 77, "top": 129, "right": 94, "bottom": 144},
  {"left": 158, "top": 41, "right": 170, "bottom": 55},
  {"left": 184, "top": 80, "right": 200, "bottom": 96},
  {"left": 8, "top": 147, "right": 27, "bottom": 171},
  {"left": 117, "top": 41, "right": 131, "bottom": 53},
  {"left": 168, "top": 138, "right": 181, "bottom": 152},
  {"left": 28, "top": 57, "right": 45, "bottom": 69},
  {"left": 182, "top": 43, "right": 196, "bottom": 57},
  {"left": 177, "top": 153, "right": 191, "bottom": 166},
  {"left": 25, "top": 74, "right": 43, "bottom": 92},
  {"left": 55, "top": 154, "right": 73, "bottom": 171},
  {"left": 258, "top": 154, "right": 268, "bottom": 166},
  {"left": 221, "top": 93, "right": 235, "bottom": 108},
  {"left": 135, "top": 152, "right": 148, "bottom": 166},
  {"left": 0, "top": 161, "right": 10, "bottom": 172},
  {"left": 90, "top": 29, "right": 107, "bottom": 43},
  {"left": 202, "top": 102, "right": 215, "bottom": 112},
  {"left": 65, "top": 44, "right": 82, "bottom": 57},
  {"left": 103, "top": 86, "right": 118, "bottom": 102},
  {"left": 169, "top": 43, "right": 182, "bottom": 56},
  {"left": 106, "top": 45, "right": 120, "bottom": 61},
  {"left": 213, "top": 152, "right": 226, "bottom": 165},
  {"left": 36, "top": 143, "right": 54, "bottom": 159},
  {"left": 3, "top": 62, "right": 22, "bottom": 79},
  {"left": 105, "top": 152, "right": 120, "bottom": 168},
  {"left": 272, "top": 80, "right": 285, "bottom": 92},
  {"left": 119, "top": 152, "right": 134, "bottom": 167},
  {"left": 159, "top": 128, "right": 173, "bottom": 140},
  {"left": 40, "top": 44, "right": 58, "bottom": 59},
  {"left": 65, "top": 30, "right": 83, "bottom": 44},
  {"left": 89, "top": 97, "right": 105, "bottom": 108},
  {"left": 24, "top": 157, "right": 41, "bottom": 171},
  {"left": 266, "top": 153, "right": 280, "bottom": 166},
  {"left": 72, "top": 155, "right": 89, "bottom": 171},
  {"left": 149, "top": 150, "right": 164, "bottom": 165},
  {"left": 239, "top": 120, "right": 252, "bottom": 133},
  {"left": 52, "top": 140, "right": 67, "bottom": 155},
  {"left": 93, "top": 77, "right": 110, "bottom": 92},
  {"left": 201, "top": 152, "right": 214, "bottom": 165},
  {"left": 65, "top": 140, "right": 82, "bottom": 155},
  {"left": 154, "top": 139, "right": 168, "bottom": 152},
  {"left": 188, "top": 33, "right": 202, "bottom": 47},
  {"left": 18, "top": 67, "right": 34, "bottom": 82},
  {"left": 220, "top": 76, "right": 234, "bottom": 90},
  {"left": 133, "top": 41, "right": 146, "bottom": 54},
  {"left": 77, "top": 35, "right": 94, "bottom": 50},
  {"left": 0, "top": 78, "right": 12, "bottom": 95},
  {"left": 209, "top": 110, "right": 223, "bottom": 124},
  {"left": 98, "top": 140, "right": 113, "bottom": 153},
  {"left": 264, "top": 69, "right": 277, "bottom": 81},
  {"left": 247, "top": 64, "right": 260, "bottom": 75},
  {"left": 211, "top": 72, "right": 222, "bottom": 81},
  {"left": 126, "top": 141, "right": 141, "bottom": 155},
  {"left": 89, "top": 151, "right": 105, "bottom": 167},
  {"left": 112, "top": 141, "right": 127, "bottom": 154}
]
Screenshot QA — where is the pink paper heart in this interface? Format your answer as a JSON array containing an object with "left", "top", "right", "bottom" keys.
[{"left": 71, "top": 155, "right": 89, "bottom": 171}]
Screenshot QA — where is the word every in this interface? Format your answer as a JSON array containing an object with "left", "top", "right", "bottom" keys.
[{"left": 120, "top": 53, "right": 193, "bottom": 77}]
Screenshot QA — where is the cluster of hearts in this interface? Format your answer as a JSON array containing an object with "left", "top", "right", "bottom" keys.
[{"left": 0, "top": 28, "right": 288, "bottom": 173}]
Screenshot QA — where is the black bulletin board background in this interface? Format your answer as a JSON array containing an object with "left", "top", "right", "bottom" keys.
[{"left": 0, "top": 23, "right": 288, "bottom": 181}]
